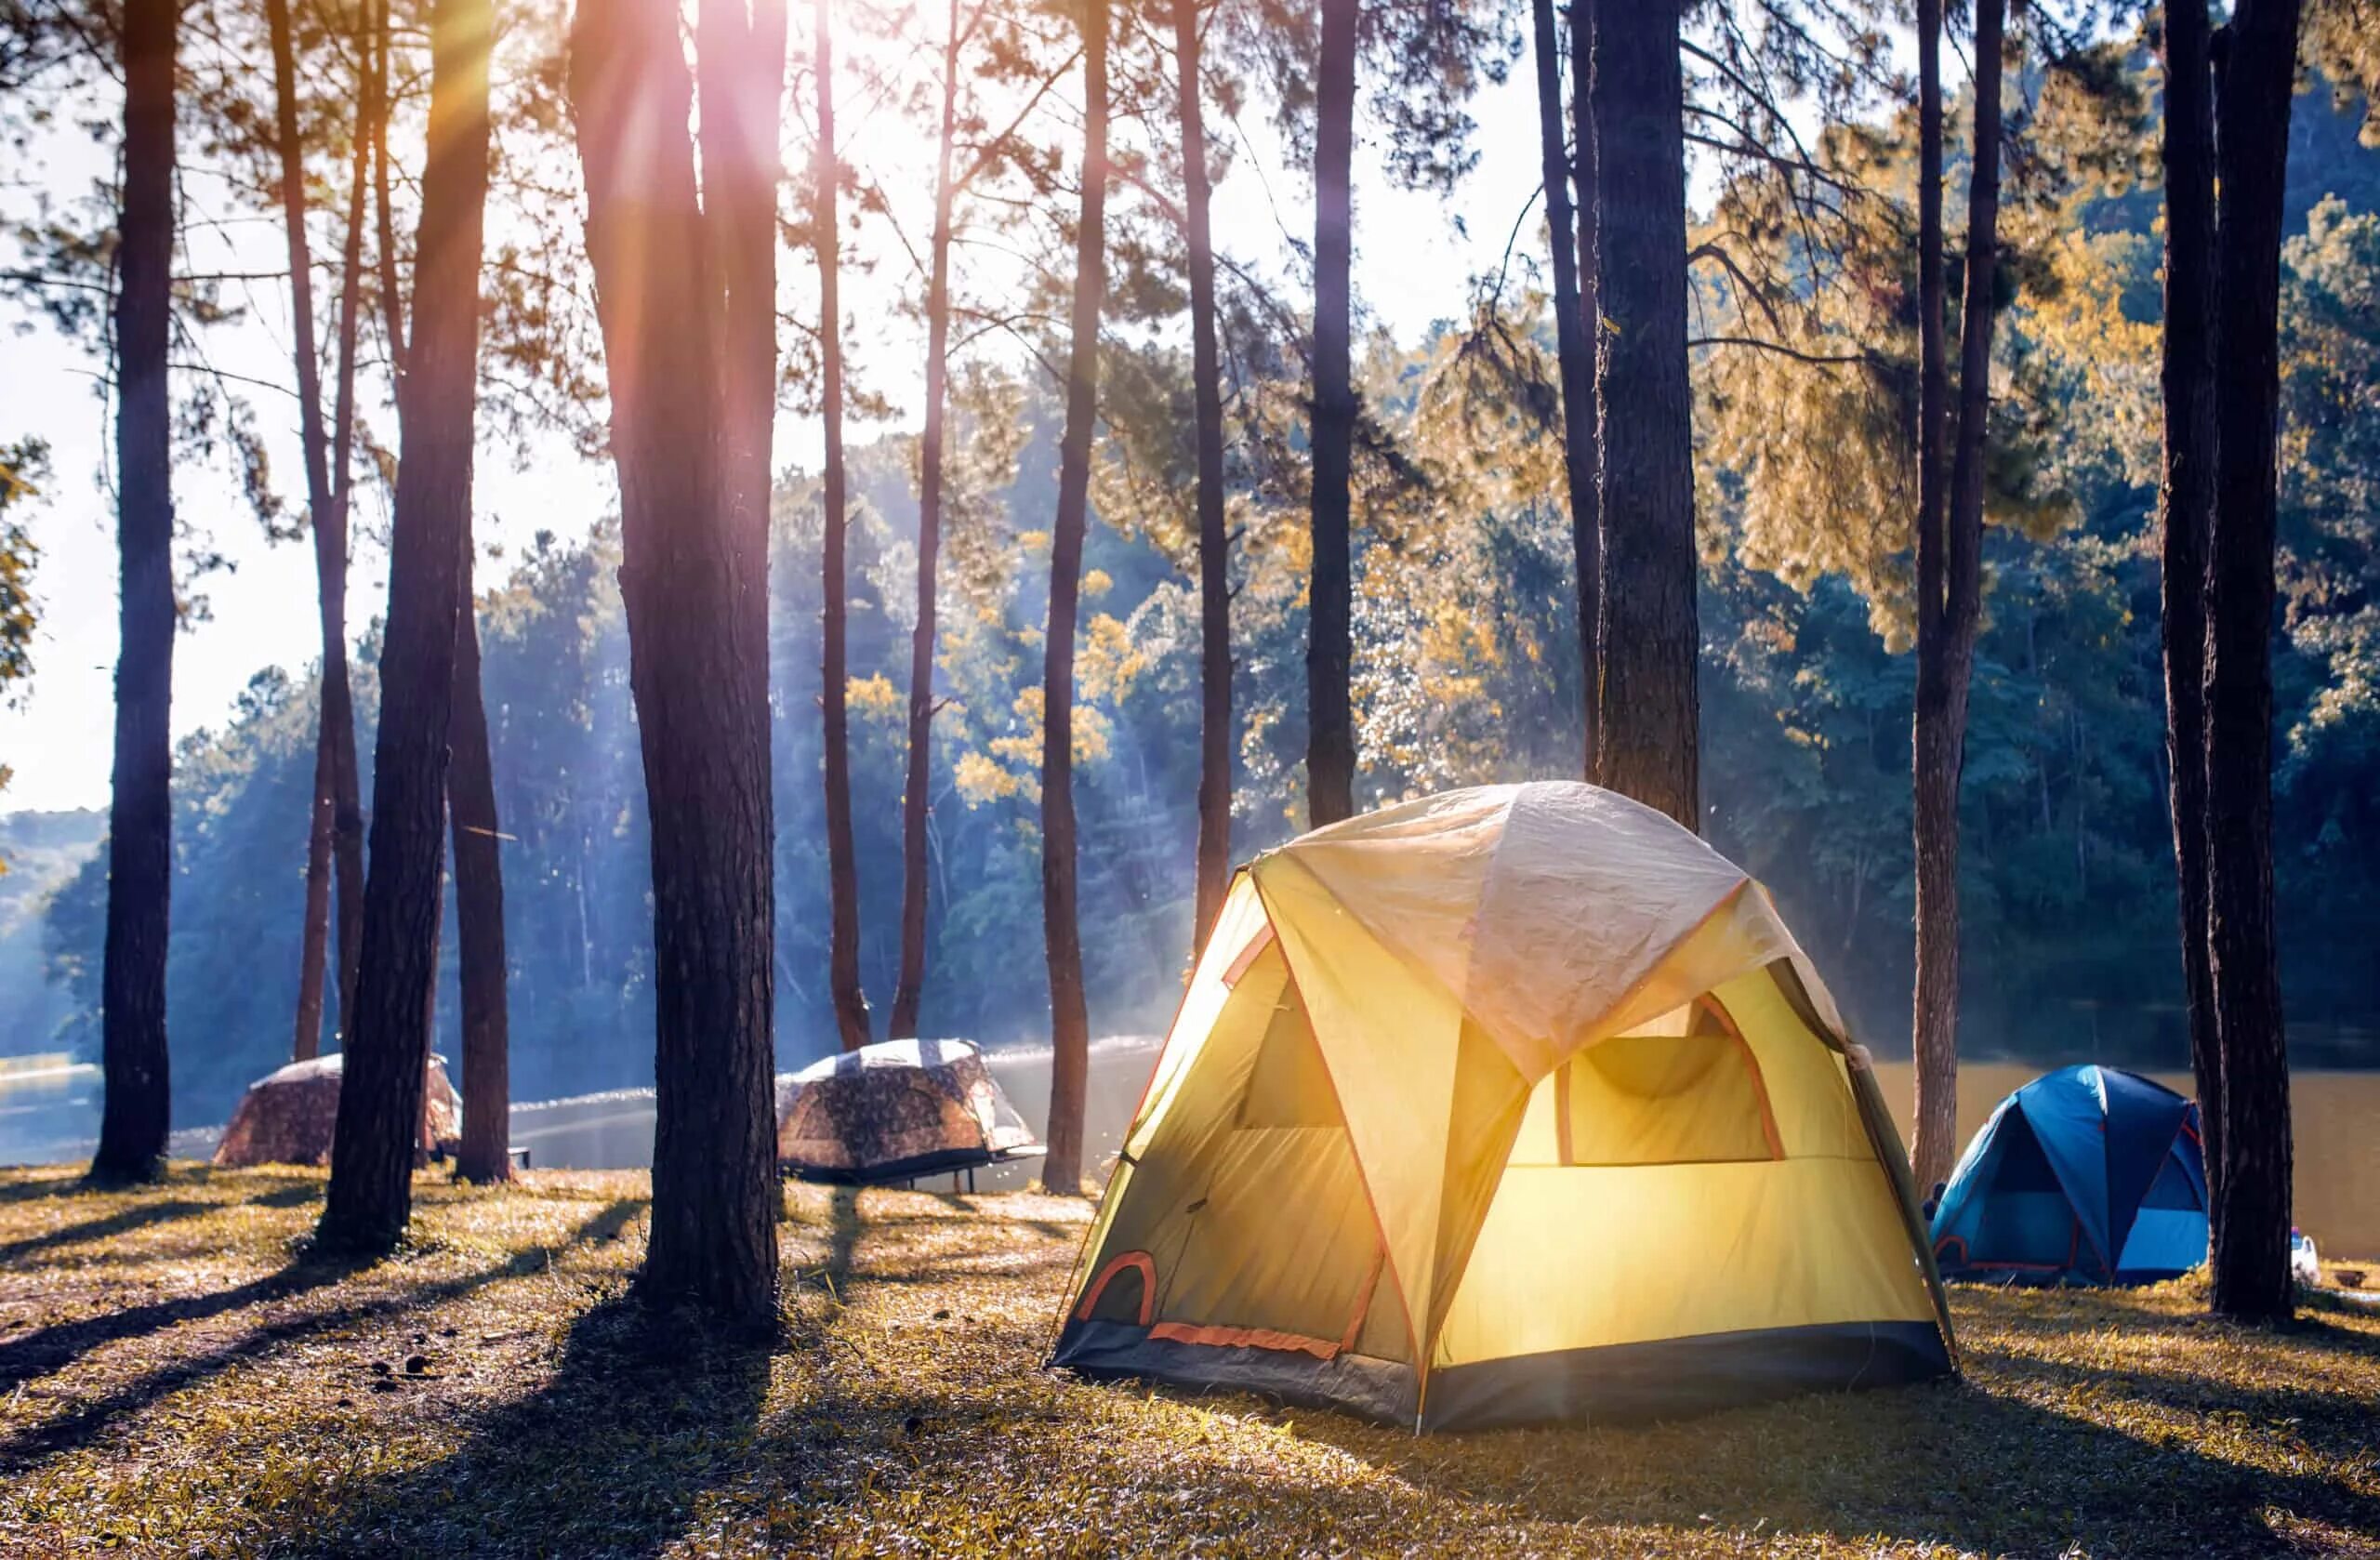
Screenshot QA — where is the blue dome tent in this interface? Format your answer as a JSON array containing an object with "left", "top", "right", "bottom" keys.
[{"left": 1929, "top": 1064, "right": 2206, "bottom": 1285}]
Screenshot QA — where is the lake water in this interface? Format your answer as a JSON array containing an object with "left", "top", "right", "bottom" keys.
[{"left": 6, "top": 1043, "right": 2375, "bottom": 1258}]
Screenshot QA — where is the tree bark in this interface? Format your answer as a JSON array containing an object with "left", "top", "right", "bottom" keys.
[
  {"left": 319, "top": 0, "right": 492, "bottom": 1253},
  {"left": 326, "top": 0, "right": 373, "bottom": 1041},
  {"left": 1532, "top": 0, "right": 1597, "bottom": 782},
  {"left": 2204, "top": 0, "right": 2300, "bottom": 1324},
  {"left": 373, "top": 0, "right": 407, "bottom": 391},
  {"left": 269, "top": 0, "right": 364, "bottom": 1064},
  {"left": 91, "top": 0, "right": 178, "bottom": 1186},
  {"left": 1906, "top": 0, "right": 1956, "bottom": 1191},
  {"left": 572, "top": 0, "right": 784, "bottom": 1326},
  {"left": 1567, "top": 0, "right": 1602, "bottom": 779},
  {"left": 889, "top": 0, "right": 966, "bottom": 1039},
  {"left": 1039, "top": 0, "right": 1108, "bottom": 1196},
  {"left": 1177, "top": 0, "right": 1232, "bottom": 948},
  {"left": 296, "top": 722, "right": 337, "bottom": 1061},
  {"left": 815, "top": 0, "right": 871, "bottom": 1052},
  {"left": 1587, "top": 0, "right": 1697, "bottom": 829},
  {"left": 2158, "top": 0, "right": 2221, "bottom": 1224},
  {"left": 1912, "top": 0, "right": 2000, "bottom": 1194},
  {"left": 448, "top": 541, "right": 510, "bottom": 1183},
  {"left": 1305, "top": 0, "right": 1358, "bottom": 828}
]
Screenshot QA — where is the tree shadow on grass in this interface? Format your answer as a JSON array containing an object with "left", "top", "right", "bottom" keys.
[
  {"left": 260, "top": 1290, "right": 774, "bottom": 1560},
  {"left": 0, "top": 1196, "right": 648, "bottom": 1473},
  {"left": 0, "top": 1173, "right": 96, "bottom": 1209},
  {"left": 0, "top": 1164, "right": 302, "bottom": 1208},
  {"left": 0, "top": 1183, "right": 323, "bottom": 1274},
  {"left": 0, "top": 1198, "right": 218, "bottom": 1264},
  {"left": 789, "top": 1184, "right": 864, "bottom": 1300},
  {"left": 0, "top": 1248, "right": 366, "bottom": 1391},
  {"left": 1280, "top": 1369, "right": 2380, "bottom": 1557}
]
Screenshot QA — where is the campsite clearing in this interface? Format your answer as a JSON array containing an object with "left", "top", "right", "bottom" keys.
[{"left": 1, "top": 1166, "right": 2375, "bottom": 1557}]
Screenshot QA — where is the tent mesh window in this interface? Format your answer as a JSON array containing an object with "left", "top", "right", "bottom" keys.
[{"left": 1514, "top": 998, "right": 1784, "bottom": 1168}]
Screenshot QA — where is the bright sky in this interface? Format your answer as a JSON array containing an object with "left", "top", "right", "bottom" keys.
[{"left": 0, "top": 45, "right": 1563, "bottom": 816}]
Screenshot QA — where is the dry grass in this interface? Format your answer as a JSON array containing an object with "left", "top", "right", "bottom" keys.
[{"left": 2, "top": 1165, "right": 2377, "bottom": 1557}]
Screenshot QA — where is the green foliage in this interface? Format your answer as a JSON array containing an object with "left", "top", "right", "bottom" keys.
[{"left": 0, "top": 437, "right": 45, "bottom": 770}]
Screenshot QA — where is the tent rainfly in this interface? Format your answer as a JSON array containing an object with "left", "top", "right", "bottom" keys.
[
  {"left": 1050, "top": 782, "right": 1956, "bottom": 1431},
  {"left": 776, "top": 1038, "right": 1043, "bottom": 1185},
  {"left": 212, "top": 1053, "right": 462, "bottom": 1169},
  {"left": 1929, "top": 1064, "right": 2207, "bottom": 1285}
]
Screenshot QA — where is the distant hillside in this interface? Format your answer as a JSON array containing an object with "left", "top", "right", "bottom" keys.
[{"left": 0, "top": 809, "right": 103, "bottom": 1055}]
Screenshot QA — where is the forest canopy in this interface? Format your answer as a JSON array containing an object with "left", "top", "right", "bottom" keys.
[
  {"left": 18, "top": 50, "right": 2380, "bottom": 1122},
  {"left": 3, "top": 0, "right": 2376, "bottom": 1147}
]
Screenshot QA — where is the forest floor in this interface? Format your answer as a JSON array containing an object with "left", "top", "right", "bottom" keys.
[{"left": 1, "top": 1167, "right": 2377, "bottom": 1558}]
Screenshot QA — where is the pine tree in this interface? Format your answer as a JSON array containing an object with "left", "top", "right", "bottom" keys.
[
  {"left": 816, "top": 0, "right": 872, "bottom": 1051},
  {"left": 1306, "top": 0, "right": 1359, "bottom": 827},
  {"left": 573, "top": 0, "right": 786, "bottom": 1323},
  {"left": 1587, "top": 0, "right": 1697, "bottom": 827},
  {"left": 319, "top": 0, "right": 495, "bottom": 1252},
  {"left": 1909, "top": 0, "right": 2004, "bottom": 1192},
  {"left": 90, "top": 0, "right": 178, "bottom": 1186},
  {"left": 2203, "top": 0, "right": 2303, "bottom": 1323},
  {"left": 1039, "top": 0, "right": 1110, "bottom": 1196}
]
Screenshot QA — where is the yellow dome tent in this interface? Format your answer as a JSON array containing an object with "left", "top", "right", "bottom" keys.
[{"left": 1051, "top": 783, "right": 1957, "bottom": 1430}]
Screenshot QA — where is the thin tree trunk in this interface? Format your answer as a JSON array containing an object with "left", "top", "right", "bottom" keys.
[
  {"left": 1587, "top": 0, "right": 1696, "bottom": 828},
  {"left": 448, "top": 542, "right": 510, "bottom": 1183},
  {"left": 1531, "top": 0, "right": 1596, "bottom": 781},
  {"left": 91, "top": 0, "right": 178, "bottom": 1186},
  {"left": 319, "top": 0, "right": 492, "bottom": 1253},
  {"left": 1906, "top": 0, "right": 1955, "bottom": 1191},
  {"left": 373, "top": 0, "right": 407, "bottom": 390},
  {"left": 815, "top": 0, "right": 871, "bottom": 1052},
  {"left": 2204, "top": 0, "right": 2300, "bottom": 1324},
  {"left": 573, "top": 0, "right": 784, "bottom": 1326},
  {"left": 2158, "top": 0, "right": 2221, "bottom": 1224},
  {"left": 1040, "top": 0, "right": 1108, "bottom": 1196},
  {"left": 1925, "top": 0, "right": 2004, "bottom": 1196},
  {"left": 1305, "top": 0, "right": 1357, "bottom": 828},
  {"left": 889, "top": 0, "right": 965, "bottom": 1039},
  {"left": 326, "top": 0, "right": 372, "bottom": 1041},
  {"left": 1176, "top": 0, "right": 1232, "bottom": 948},
  {"left": 267, "top": 0, "right": 360, "bottom": 1064},
  {"left": 1568, "top": 0, "right": 1602, "bottom": 779}
]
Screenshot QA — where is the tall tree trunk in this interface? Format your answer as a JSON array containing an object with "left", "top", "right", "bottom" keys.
[
  {"left": 319, "top": 0, "right": 492, "bottom": 1253},
  {"left": 91, "top": 0, "right": 178, "bottom": 1186},
  {"left": 1587, "top": 0, "right": 1696, "bottom": 828},
  {"left": 327, "top": 0, "right": 373, "bottom": 1041},
  {"left": 815, "top": 0, "right": 871, "bottom": 1052},
  {"left": 1039, "top": 0, "right": 1108, "bottom": 1196},
  {"left": 448, "top": 543, "right": 510, "bottom": 1183},
  {"left": 1305, "top": 0, "right": 1357, "bottom": 828},
  {"left": 1906, "top": 0, "right": 1955, "bottom": 1189},
  {"left": 268, "top": 0, "right": 364, "bottom": 1064},
  {"left": 573, "top": 0, "right": 784, "bottom": 1326},
  {"left": 1531, "top": 0, "right": 1596, "bottom": 781},
  {"left": 889, "top": 0, "right": 965, "bottom": 1039},
  {"left": 2204, "top": 0, "right": 2300, "bottom": 1324},
  {"left": 1567, "top": 0, "right": 1603, "bottom": 779},
  {"left": 1176, "top": 0, "right": 1232, "bottom": 947},
  {"left": 2158, "top": 0, "right": 2221, "bottom": 1223},
  {"left": 1912, "top": 0, "right": 2001, "bottom": 1195},
  {"left": 373, "top": 0, "right": 408, "bottom": 391}
]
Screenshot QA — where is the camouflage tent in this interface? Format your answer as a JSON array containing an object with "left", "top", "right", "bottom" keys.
[
  {"left": 213, "top": 1053, "right": 463, "bottom": 1169},
  {"left": 776, "top": 1038, "right": 1042, "bottom": 1184}
]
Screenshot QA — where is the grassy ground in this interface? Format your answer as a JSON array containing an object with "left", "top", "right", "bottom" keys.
[{"left": 2, "top": 1167, "right": 2376, "bottom": 1558}]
